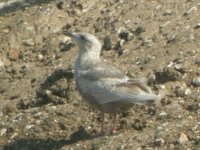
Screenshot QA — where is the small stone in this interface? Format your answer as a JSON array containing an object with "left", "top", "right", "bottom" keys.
[
  {"left": 23, "top": 39, "right": 35, "bottom": 46},
  {"left": 178, "top": 132, "right": 189, "bottom": 144},
  {"left": 45, "top": 90, "right": 52, "bottom": 96},
  {"left": 184, "top": 88, "right": 191, "bottom": 96},
  {"left": 120, "top": 118, "right": 129, "bottom": 129},
  {"left": 164, "top": 67, "right": 182, "bottom": 80},
  {"left": 59, "top": 36, "right": 73, "bottom": 52},
  {"left": 119, "top": 30, "right": 133, "bottom": 41},
  {"left": 154, "top": 138, "right": 165, "bottom": 146},
  {"left": 8, "top": 48, "right": 20, "bottom": 61},
  {"left": 132, "top": 119, "right": 146, "bottom": 130},
  {"left": 115, "top": 40, "right": 125, "bottom": 55},
  {"left": 166, "top": 34, "right": 176, "bottom": 44},
  {"left": 119, "top": 39, "right": 125, "bottom": 47},
  {"left": 147, "top": 106, "right": 156, "bottom": 115},
  {"left": 147, "top": 72, "right": 156, "bottom": 85},
  {"left": 37, "top": 54, "right": 43, "bottom": 61},
  {"left": 59, "top": 122, "right": 67, "bottom": 130},
  {"left": 161, "top": 98, "right": 171, "bottom": 105},
  {"left": 174, "top": 64, "right": 182, "bottom": 71},
  {"left": 0, "top": 58, "right": 4, "bottom": 67},
  {"left": 192, "top": 77, "right": 200, "bottom": 86},
  {"left": 194, "top": 23, "right": 200, "bottom": 29},
  {"left": 57, "top": 0, "right": 64, "bottom": 9},
  {"left": 156, "top": 84, "right": 166, "bottom": 89},
  {"left": 1, "top": 28, "right": 10, "bottom": 33},
  {"left": 103, "top": 35, "right": 112, "bottom": 50},
  {"left": 175, "top": 87, "right": 186, "bottom": 97},
  {"left": 156, "top": 126, "right": 162, "bottom": 131},
  {"left": 155, "top": 67, "right": 181, "bottom": 83},
  {"left": 24, "top": 125, "right": 34, "bottom": 131},
  {"left": 133, "top": 27, "right": 145, "bottom": 36},
  {"left": 10, "top": 133, "right": 18, "bottom": 139},
  {"left": 163, "top": 10, "right": 172, "bottom": 16},
  {"left": 17, "top": 99, "right": 30, "bottom": 109},
  {"left": 159, "top": 112, "right": 167, "bottom": 119},
  {"left": 186, "top": 103, "right": 198, "bottom": 112},
  {"left": 0, "top": 128, "right": 7, "bottom": 136},
  {"left": 10, "top": 94, "right": 20, "bottom": 100}
]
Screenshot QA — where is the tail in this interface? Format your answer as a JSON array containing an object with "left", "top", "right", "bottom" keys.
[{"left": 132, "top": 93, "right": 161, "bottom": 105}]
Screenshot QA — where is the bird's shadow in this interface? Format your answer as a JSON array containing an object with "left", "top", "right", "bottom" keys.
[
  {"left": 0, "top": 0, "right": 54, "bottom": 16},
  {"left": 2, "top": 126, "right": 100, "bottom": 150},
  {"left": 33, "top": 68, "right": 74, "bottom": 107}
]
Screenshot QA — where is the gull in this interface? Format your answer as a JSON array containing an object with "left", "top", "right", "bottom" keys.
[{"left": 62, "top": 31, "right": 161, "bottom": 135}]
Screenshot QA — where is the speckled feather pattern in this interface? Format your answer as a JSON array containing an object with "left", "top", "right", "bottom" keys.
[{"left": 71, "top": 32, "right": 160, "bottom": 113}]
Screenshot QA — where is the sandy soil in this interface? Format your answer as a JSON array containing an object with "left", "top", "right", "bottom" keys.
[{"left": 0, "top": 0, "right": 200, "bottom": 149}]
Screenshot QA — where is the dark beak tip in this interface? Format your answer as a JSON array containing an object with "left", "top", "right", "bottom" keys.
[
  {"left": 56, "top": 29, "right": 73, "bottom": 37},
  {"left": 62, "top": 31, "right": 75, "bottom": 38}
]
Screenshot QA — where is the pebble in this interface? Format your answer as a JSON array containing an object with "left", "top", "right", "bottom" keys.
[
  {"left": 119, "top": 30, "right": 133, "bottom": 41},
  {"left": 1, "top": 28, "right": 10, "bottom": 33},
  {"left": 178, "top": 132, "right": 189, "bottom": 144},
  {"left": 175, "top": 86, "right": 191, "bottom": 97},
  {"left": 59, "top": 36, "right": 73, "bottom": 52},
  {"left": 10, "top": 133, "right": 18, "bottom": 139},
  {"left": 155, "top": 67, "right": 182, "bottom": 83},
  {"left": 163, "top": 10, "right": 172, "bottom": 16},
  {"left": 24, "top": 125, "right": 34, "bottom": 131},
  {"left": 194, "top": 23, "right": 200, "bottom": 29},
  {"left": 174, "top": 64, "right": 182, "bottom": 71},
  {"left": 120, "top": 118, "right": 129, "bottom": 129},
  {"left": 192, "top": 77, "right": 200, "bottom": 86},
  {"left": 8, "top": 48, "right": 20, "bottom": 61},
  {"left": 0, "top": 58, "right": 4, "bottom": 67},
  {"left": 154, "top": 138, "right": 165, "bottom": 146},
  {"left": 57, "top": 0, "right": 64, "bottom": 10},
  {"left": 184, "top": 88, "right": 191, "bottom": 96},
  {"left": 103, "top": 35, "right": 112, "bottom": 50},
  {"left": 161, "top": 98, "right": 171, "bottom": 105},
  {"left": 37, "top": 54, "right": 44, "bottom": 61},
  {"left": 119, "top": 39, "right": 125, "bottom": 47},
  {"left": 0, "top": 128, "right": 7, "bottom": 136},
  {"left": 45, "top": 90, "right": 52, "bottom": 96},
  {"left": 147, "top": 72, "right": 156, "bottom": 84},
  {"left": 165, "top": 68, "right": 182, "bottom": 80},
  {"left": 156, "top": 126, "right": 162, "bottom": 131},
  {"left": 133, "top": 27, "right": 145, "bottom": 36},
  {"left": 159, "top": 112, "right": 167, "bottom": 118},
  {"left": 23, "top": 39, "right": 35, "bottom": 46},
  {"left": 132, "top": 119, "right": 146, "bottom": 130}
]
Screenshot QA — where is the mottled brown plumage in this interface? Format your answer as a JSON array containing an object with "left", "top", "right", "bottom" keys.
[{"left": 63, "top": 31, "right": 160, "bottom": 135}]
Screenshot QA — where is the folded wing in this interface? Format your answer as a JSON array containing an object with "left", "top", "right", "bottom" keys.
[{"left": 77, "top": 65, "right": 160, "bottom": 105}]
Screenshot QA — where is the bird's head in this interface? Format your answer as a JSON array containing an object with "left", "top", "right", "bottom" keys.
[{"left": 63, "top": 31, "right": 102, "bottom": 55}]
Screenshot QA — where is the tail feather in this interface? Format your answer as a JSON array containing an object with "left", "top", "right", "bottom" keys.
[{"left": 132, "top": 93, "right": 161, "bottom": 105}]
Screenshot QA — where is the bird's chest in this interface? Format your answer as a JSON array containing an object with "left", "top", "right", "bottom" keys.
[{"left": 75, "top": 78, "right": 103, "bottom": 109}]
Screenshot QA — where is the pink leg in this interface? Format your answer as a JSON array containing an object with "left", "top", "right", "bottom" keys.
[
  {"left": 109, "top": 113, "right": 117, "bottom": 135},
  {"left": 96, "top": 111, "right": 105, "bottom": 136}
]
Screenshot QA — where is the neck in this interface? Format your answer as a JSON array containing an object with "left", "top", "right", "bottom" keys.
[{"left": 75, "top": 50, "right": 101, "bottom": 70}]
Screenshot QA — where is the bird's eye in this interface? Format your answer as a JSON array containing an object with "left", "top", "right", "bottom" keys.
[{"left": 80, "top": 35, "right": 85, "bottom": 40}]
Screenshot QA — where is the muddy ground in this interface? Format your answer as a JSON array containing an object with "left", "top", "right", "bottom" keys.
[{"left": 0, "top": 0, "right": 200, "bottom": 149}]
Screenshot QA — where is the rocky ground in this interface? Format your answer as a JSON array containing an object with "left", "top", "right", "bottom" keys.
[{"left": 0, "top": 0, "right": 200, "bottom": 149}]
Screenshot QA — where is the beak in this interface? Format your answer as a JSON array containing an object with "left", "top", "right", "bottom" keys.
[{"left": 62, "top": 31, "right": 77, "bottom": 38}]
